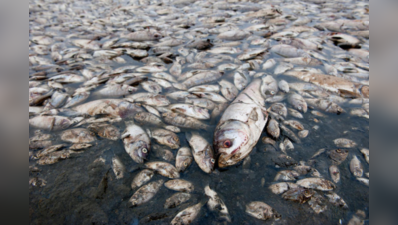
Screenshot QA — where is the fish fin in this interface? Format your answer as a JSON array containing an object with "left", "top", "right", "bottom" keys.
[{"left": 249, "top": 108, "right": 258, "bottom": 121}]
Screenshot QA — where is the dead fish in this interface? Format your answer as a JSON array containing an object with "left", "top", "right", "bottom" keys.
[
  {"left": 357, "top": 177, "right": 369, "bottom": 186},
  {"left": 176, "top": 71, "right": 223, "bottom": 89},
  {"left": 280, "top": 124, "right": 301, "bottom": 144},
  {"left": 131, "top": 169, "right": 155, "bottom": 189},
  {"left": 298, "top": 130, "right": 309, "bottom": 138},
  {"left": 245, "top": 201, "right": 281, "bottom": 221},
  {"left": 60, "top": 128, "right": 97, "bottom": 143},
  {"left": 334, "top": 138, "right": 357, "bottom": 148},
  {"left": 269, "top": 182, "right": 299, "bottom": 194},
  {"left": 186, "top": 132, "right": 215, "bottom": 174},
  {"left": 261, "top": 75, "right": 279, "bottom": 97},
  {"left": 270, "top": 44, "right": 309, "bottom": 58},
  {"left": 234, "top": 70, "right": 250, "bottom": 90},
  {"left": 217, "top": 30, "right": 250, "bottom": 40},
  {"left": 163, "top": 112, "right": 210, "bottom": 130},
  {"left": 204, "top": 186, "right": 231, "bottom": 222},
  {"left": 282, "top": 187, "right": 315, "bottom": 203},
  {"left": 219, "top": 79, "right": 238, "bottom": 101},
  {"left": 288, "top": 93, "right": 307, "bottom": 113},
  {"left": 274, "top": 170, "right": 300, "bottom": 181},
  {"left": 169, "top": 104, "right": 210, "bottom": 120},
  {"left": 283, "top": 120, "right": 304, "bottom": 130},
  {"left": 188, "top": 85, "right": 220, "bottom": 93},
  {"left": 329, "top": 165, "right": 340, "bottom": 183},
  {"left": 69, "top": 143, "right": 92, "bottom": 150},
  {"left": 164, "top": 192, "right": 191, "bottom": 209},
  {"left": 324, "top": 192, "right": 348, "bottom": 208},
  {"left": 129, "top": 180, "right": 164, "bottom": 207},
  {"left": 176, "top": 147, "right": 193, "bottom": 172},
  {"left": 126, "top": 93, "right": 170, "bottom": 107},
  {"left": 186, "top": 39, "right": 213, "bottom": 50},
  {"left": 165, "top": 179, "right": 194, "bottom": 192},
  {"left": 296, "top": 178, "right": 336, "bottom": 191},
  {"left": 307, "top": 192, "right": 328, "bottom": 214},
  {"left": 267, "top": 119, "right": 280, "bottom": 139},
  {"left": 112, "top": 157, "right": 125, "bottom": 179},
  {"left": 95, "top": 84, "right": 136, "bottom": 97},
  {"left": 191, "top": 92, "right": 227, "bottom": 103},
  {"left": 328, "top": 149, "right": 349, "bottom": 165},
  {"left": 29, "top": 115, "right": 72, "bottom": 130},
  {"left": 269, "top": 103, "right": 287, "bottom": 118},
  {"left": 350, "top": 155, "right": 363, "bottom": 177},
  {"left": 35, "top": 144, "right": 66, "bottom": 159},
  {"left": 37, "top": 150, "right": 70, "bottom": 165},
  {"left": 122, "top": 122, "right": 150, "bottom": 164},
  {"left": 134, "top": 112, "right": 165, "bottom": 127},
  {"left": 278, "top": 80, "right": 290, "bottom": 93},
  {"left": 170, "top": 58, "right": 182, "bottom": 77},
  {"left": 145, "top": 161, "right": 180, "bottom": 179},
  {"left": 122, "top": 30, "right": 162, "bottom": 42},
  {"left": 88, "top": 123, "right": 120, "bottom": 140},
  {"left": 148, "top": 128, "right": 180, "bottom": 149},
  {"left": 360, "top": 148, "right": 369, "bottom": 164},
  {"left": 305, "top": 98, "right": 344, "bottom": 114},
  {"left": 171, "top": 202, "right": 205, "bottom": 225}
]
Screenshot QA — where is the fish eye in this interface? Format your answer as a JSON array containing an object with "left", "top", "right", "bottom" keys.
[
  {"left": 173, "top": 137, "right": 178, "bottom": 142},
  {"left": 184, "top": 162, "right": 188, "bottom": 166},
  {"left": 223, "top": 139, "right": 233, "bottom": 148},
  {"left": 270, "top": 91, "right": 275, "bottom": 95},
  {"left": 142, "top": 148, "right": 148, "bottom": 153},
  {"left": 279, "top": 111, "right": 283, "bottom": 115},
  {"left": 336, "top": 149, "right": 341, "bottom": 153},
  {"left": 297, "top": 106, "right": 302, "bottom": 110},
  {"left": 211, "top": 159, "right": 215, "bottom": 164},
  {"left": 154, "top": 34, "right": 159, "bottom": 38}
]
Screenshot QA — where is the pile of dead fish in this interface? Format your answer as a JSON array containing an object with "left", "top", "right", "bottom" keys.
[{"left": 29, "top": 0, "right": 369, "bottom": 223}]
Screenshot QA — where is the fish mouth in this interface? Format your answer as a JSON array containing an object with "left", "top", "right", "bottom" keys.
[{"left": 218, "top": 152, "right": 241, "bottom": 168}]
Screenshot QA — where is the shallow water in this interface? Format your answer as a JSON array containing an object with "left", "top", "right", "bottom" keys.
[{"left": 29, "top": 0, "right": 369, "bottom": 224}]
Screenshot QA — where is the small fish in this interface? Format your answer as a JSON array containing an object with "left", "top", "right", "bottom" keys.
[
  {"left": 219, "top": 79, "right": 238, "bottom": 101},
  {"left": 245, "top": 201, "right": 281, "bottom": 221},
  {"left": 204, "top": 186, "right": 231, "bottom": 222},
  {"left": 288, "top": 93, "right": 307, "bottom": 113},
  {"left": 186, "top": 132, "right": 215, "bottom": 174},
  {"left": 282, "top": 187, "right": 315, "bottom": 203},
  {"left": 122, "top": 122, "right": 150, "bottom": 164},
  {"left": 112, "top": 157, "right": 125, "bottom": 179},
  {"left": 163, "top": 112, "right": 209, "bottom": 130},
  {"left": 60, "top": 128, "right": 97, "bottom": 143},
  {"left": 148, "top": 128, "right": 180, "bottom": 149},
  {"left": 329, "top": 165, "right": 340, "bottom": 183},
  {"left": 269, "top": 182, "right": 299, "bottom": 194},
  {"left": 334, "top": 138, "right": 357, "bottom": 148},
  {"left": 131, "top": 169, "right": 155, "bottom": 189},
  {"left": 165, "top": 179, "right": 194, "bottom": 192},
  {"left": 350, "top": 155, "right": 363, "bottom": 177},
  {"left": 296, "top": 178, "right": 336, "bottom": 191},
  {"left": 176, "top": 147, "right": 193, "bottom": 172},
  {"left": 360, "top": 148, "right": 369, "bottom": 164},
  {"left": 145, "top": 161, "right": 180, "bottom": 179},
  {"left": 164, "top": 192, "right": 191, "bottom": 209},
  {"left": 129, "top": 180, "right": 164, "bottom": 207},
  {"left": 171, "top": 202, "right": 205, "bottom": 225}
]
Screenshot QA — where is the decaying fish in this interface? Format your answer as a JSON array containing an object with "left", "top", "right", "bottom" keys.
[
  {"left": 282, "top": 187, "right": 315, "bottom": 203},
  {"left": 245, "top": 201, "right": 280, "bottom": 221},
  {"left": 288, "top": 93, "right": 307, "bottom": 113},
  {"left": 267, "top": 119, "right": 280, "bottom": 139},
  {"left": 334, "top": 138, "right": 357, "bottom": 148},
  {"left": 29, "top": 115, "right": 73, "bottom": 131},
  {"left": 214, "top": 79, "right": 268, "bottom": 168},
  {"left": 164, "top": 192, "right": 191, "bottom": 209},
  {"left": 163, "top": 112, "right": 209, "bottom": 130},
  {"left": 165, "top": 179, "right": 194, "bottom": 192},
  {"left": 350, "top": 155, "right": 363, "bottom": 177},
  {"left": 204, "top": 186, "right": 231, "bottom": 222},
  {"left": 324, "top": 192, "right": 348, "bottom": 208},
  {"left": 186, "top": 132, "right": 215, "bottom": 174},
  {"left": 145, "top": 161, "right": 180, "bottom": 179},
  {"left": 122, "top": 122, "right": 150, "bottom": 164},
  {"left": 329, "top": 165, "right": 341, "bottom": 183},
  {"left": 112, "top": 157, "right": 125, "bottom": 179},
  {"left": 131, "top": 169, "right": 155, "bottom": 189},
  {"left": 61, "top": 128, "right": 96, "bottom": 143},
  {"left": 171, "top": 202, "right": 204, "bottom": 225},
  {"left": 328, "top": 149, "right": 349, "bottom": 165},
  {"left": 129, "top": 180, "right": 164, "bottom": 207},
  {"left": 269, "top": 182, "right": 299, "bottom": 195},
  {"left": 360, "top": 148, "right": 369, "bottom": 164},
  {"left": 296, "top": 178, "right": 336, "bottom": 191},
  {"left": 148, "top": 128, "right": 180, "bottom": 149},
  {"left": 169, "top": 104, "right": 210, "bottom": 120},
  {"left": 176, "top": 147, "right": 193, "bottom": 172},
  {"left": 88, "top": 123, "right": 120, "bottom": 141}
]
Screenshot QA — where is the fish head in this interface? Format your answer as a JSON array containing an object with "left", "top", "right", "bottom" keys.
[
  {"left": 194, "top": 106, "right": 210, "bottom": 119},
  {"left": 214, "top": 121, "right": 252, "bottom": 168},
  {"left": 167, "top": 135, "right": 180, "bottom": 149},
  {"left": 126, "top": 140, "right": 150, "bottom": 163}
]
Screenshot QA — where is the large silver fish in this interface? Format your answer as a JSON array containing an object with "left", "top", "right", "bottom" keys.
[{"left": 214, "top": 79, "right": 268, "bottom": 168}]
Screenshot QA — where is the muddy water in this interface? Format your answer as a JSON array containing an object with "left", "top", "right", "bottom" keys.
[{"left": 29, "top": 0, "right": 369, "bottom": 224}]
